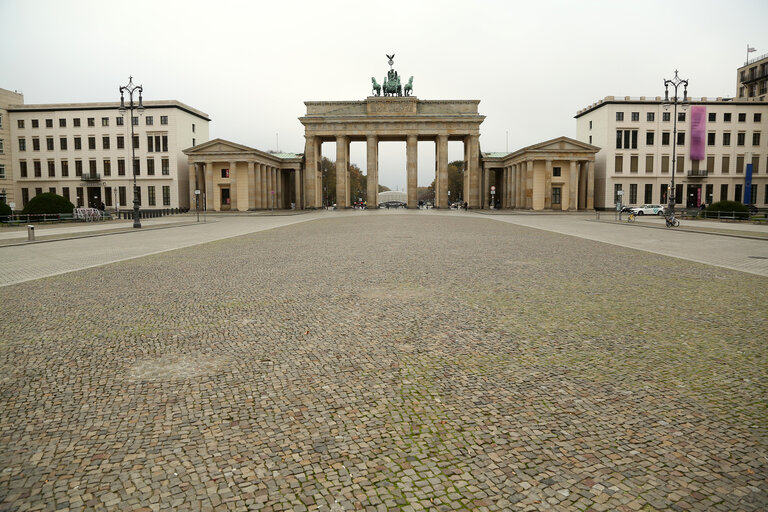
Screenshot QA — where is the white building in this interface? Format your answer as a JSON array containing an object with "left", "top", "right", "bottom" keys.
[
  {"left": 575, "top": 96, "right": 767, "bottom": 210},
  {"left": 5, "top": 94, "right": 209, "bottom": 210},
  {"left": 0, "top": 88, "right": 24, "bottom": 207}
]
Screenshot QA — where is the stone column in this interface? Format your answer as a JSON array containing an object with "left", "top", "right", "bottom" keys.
[
  {"left": 229, "top": 161, "right": 238, "bottom": 211},
  {"left": 587, "top": 160, "right": 595, "bottom": 210},
  {"left": 579, "top": 162, "right": 587, "bottom": 210},
  {"left": 436, "top": 135, "right": 448, "bottom": 208},
  {"left": 258, "top": 164, "right": 266, "bottom": 209},
  {"left": 188, "top": 163, "right": 196, "bottom": 210},
  {"left": 483, "top": 167, "right": 490, "bottom": 208},
  {"left": 294, "top": 168, "right": 301, "bottom": 208},
  {"left": 466, "top": 135, "right": 480, "bottom": 208},
  {"left": 544, "top": 160, "right": 552, "bottom": 210},
  {"left": 568, "top": 160, "right": 578, "bottom": 211},
  {"left": 525, "top": 160, "right": 533, "bottom": 209},
  {"left": 247, "top": 161, "right": 256, "bottom": 210},
  {"left": 304, "top": 136, "right": 317, "bottom": 208},
  {"left": 205, "top": 162, "right": 215, "bottom": 210},
  {"left": 406, "top": 134, "right": 418, "bottom": 208},
  {"left": 366, "top": 135, "right": 378, "bottom": 208},
  {"left": 276, "top": 169, "right": 283, "bottom": 209},
  {"left": 336, "top": 135, "right": 349, "bottom": 208}
]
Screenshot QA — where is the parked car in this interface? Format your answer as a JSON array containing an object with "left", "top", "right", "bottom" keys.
[{"left": 630, "top": 204, "right": 666, "bottom": 215}]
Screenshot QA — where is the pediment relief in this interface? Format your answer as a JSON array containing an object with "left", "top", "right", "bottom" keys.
[
  {"left": 529, "top": 137, "right": 598, "bottom": 153},
  {"left": 185, "top": 138, "right": 255, "bottom": 155}
]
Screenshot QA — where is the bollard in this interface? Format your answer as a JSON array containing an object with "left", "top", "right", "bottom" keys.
[{"left": 27, "top": 225, "right": 35, "bottom": 241}]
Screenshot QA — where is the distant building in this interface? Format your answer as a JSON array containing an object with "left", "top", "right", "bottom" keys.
[
  {"left": 575, "top": 63, "right": 767, "bottom": 210},
  {"left": 0, "top": 88, "right": 24, "bottom": 206},
  {"left": 737, "top": 52, "right": 768, "bottom": 101},
  {"left": 2, "top": 89, "right": 209, "bottom": 210},
  {"left": 378, "top": 190, "right": 407, "bottom": 205}
]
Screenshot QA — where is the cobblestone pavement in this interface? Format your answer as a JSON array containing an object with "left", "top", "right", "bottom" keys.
[{"left": 1, "top": 215, "right": 766, "bottom": 511}]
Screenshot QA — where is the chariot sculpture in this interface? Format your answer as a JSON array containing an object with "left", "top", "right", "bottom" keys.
[{"left": 370, "top": 54, "right": 413, "bottom": 97}]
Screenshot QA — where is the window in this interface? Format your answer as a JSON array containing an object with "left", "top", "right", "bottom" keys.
[
  {"left": 631, "top": 112, "right": 639, "bottom": 122},
  {"left": 192, "top": 123, "right": 196, "bottom": 133},
  {"left": 750, "top": 184, "right": 757, "bottom": 204},
  {"left": 737, "top": 132, "right": 745, "bottom": 146},
  {"left": 103, "top": 159, "right": 111, "bottom": 176},
  {"left": 60, "top": 137, "right": 67, "bottom": 150},
  {"left": 646, "top": 132, "right": 654, "bottom": 145},
  {"left": 132, "top": 116, "right": 138, "bottom": 126},
  {"left": 75, "top": 160, "right": 82, "bottom": 176},
  {"left": 614, "top": 155, "right": 623, "bottom": 173},
  {"left": 736, "top": 155, "right": 744, "bottom": 173},
  {"left": 723, "top": 133, "right": 731, "bottom": 146},
  {"left": 647, "top": 112, "right": 654, "bottom": 122},
  {"left": 116, "top": 116, "right": 124, "bottom": 126},
  {"left": 87, "top": 118, "right": 95, "bottom": 127},
  {"left": 629, "top": 183, "right": 637, "bottom": 203},
  {"left": 644, "top": 184, "right": 653, "bottom": 203},
  {"left": 74, "top": 137, "right": 82, "bottom": 150},
  {"left": 706, "top": 184, "right": 713, "bottom": 204},
  {"left": 675, "top": 184, "right": 683, "bottom": 204},
  {"left": 162, "top": 185, "right": 171, "bottom": 206},
  {"left": 21, "top": 189, "right": 29, "bottom": 206},
  {"left": 0, "top": 164, "right": 4, "bottom": 179},
  {"left": 630, "top": 155, "right": 638, "bottom": 173},
  {"left": 722, "top": 155, "right": 730, "bottom": 174},
  {"left": 588, "top": 136, "right": 591, "bottom": 144},
  {"left": 161, "top": 158, "right": 169, "bottom": 175},
  {"left": 34, "top": 161, "right": 41, "bottom": 177},
  {"left": 20, "top": 161, "right": 28, "bottom": 178},
  {"left": 678, "top": 112, "right": 685, "bottom": 122},
  {"left": 616, "top": 130, "right": 638, "bottom": 149},
  {"left": 552, "top": 166, "right": 561, "bottom": 177},
  {"left": 661, "top": 155, "right": 669, "bottom": 173},
  {"left": 708, "top": 112, "right": 716, "bottom": 122},
  {"left": 89, "top": 160, "right": 97, "bottom": 175},
  {"left": 738, "top": 113, "right": 746, "bottom": 122},
  {"left": 101, "top": 117, "right": 109, "bottom": 127},
  {"left": 32, "top": 119, "right": 39, "bottom": 128},
  {"left": 59, "top": 118, "right": 66, "bottom": 128},
  {"left": 117, "top": 136, "right": 124, "bottom": 149},
  {"left": 676, "top": 156, "right": 684, "bottom": 174},
  {"left": 119, "top": 186, "right": 126, "bottom": 206},
  {"left": 677, "top": 132, "right": 685, "bottom": 145},
  {"left": 765, "top": 184, "right": 768, "bottom": 204},
  {"left": 117, "top": 159, "right": 125, "bottom": 176},
  {"left": 45, "top": 119, "right": 53, "bottom": 128},
  {"left": 146, "top": 116, "right": 153, "bottom": 125},
  {"left": 132, "top": 135, "right": 139, "bottom": 149},
  {"left": 104, "top": 187, "right": 112, "bottom": 207},
  {"left": 88, "top": 136, "right": 96, "bottom": 150},
  {"left": 35, "top": 188, "right": 43, "bottom": 197},
  {"left": 192, "top": 138, "right": 196, "bottom": 146},
  {"left": 75, "top": 187, "right": 83, "bottom": 207},
  {"left": 18, "top": 138, "right": 26, "bottom": 151},
  {"left": 613, "top": 184, "right": 623, "bottom": 203},
  {"left": 48, "top": 187, "right": 56, "bottom": 194},
  {"left": 17, "top": 119, "right": 24, "bottom": 129},
  {"left": 147, "top": 158, "right": 155, "bottom": 175},
  {"left": 551, "top": 187, "right": 561, "bottom": 205},
  {"left": 662, "top": 112, "right": 670, "bottom": 122},
  {"left": 133, "top": 158, "right": 140, "bottom": 175},
  {"left": 47, "top": 160, "right": 55, "bottom": 177},
  {"left": 706, "top": 156, "right": 715, "bottom": 173},
  {"left": 160, "top": 116, "right": 168, "bottom": 125},
  {"left": 755, "top": 113, "right": 762, "bottom": 123},
  {"left": 720, "top": 184, "right": 728, "bottom": 201},
  {"left": 61, "top": 160, "right": 68, "bottom": 177},
  {"left": 32, "top": 138, "right": 40, "bottom": 151},
  {"left": 148, "top": 186, "right": 156, "bottom": 206},
  {"left": 734, "top": 184, "right": 743, "bottom": 202},
  {"left": 103, "top": 136, "right": 110, "bottom": 149},
  {"left": 589, "top": 120, "right": 592, "bottom": 130},
  {"left": 753, "top": 132, "right": 761, "bottom": 146},
  {"left": 0, "top": 139, "right": 3, "bottom": 153},
  {"left": 662, "top": 132, "right": 670, "bottom": 145},
  {"left": 707, "top": 132, "right": 715, "bottom": 146},
  {"left": 147, "top": 136, "right": 153, "bottom": 152},
  {"left": 752, "top": 156, "right": 760, "bottom": 174},
  {"left": 645, "top": 155, "right": 654, "bottom": 173},
  {"left": 162, "top": 135, "right": 168, "bottom": 152},
  {"left": 724, "top": 113, "right": 731, "bottom": 122},
  {"left": 221, "top": 168, "right": 230, "bottom": 178}
]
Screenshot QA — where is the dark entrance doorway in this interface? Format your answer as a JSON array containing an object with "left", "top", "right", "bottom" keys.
[
  {"left": 686, "top": 184, "right": 702, "bottom": 208},
  {"left": 220, "top": 188, "right": 231, "bottom": 210},
  {"left": 87, "top": 186, "right": 102, "bottom": 209}
]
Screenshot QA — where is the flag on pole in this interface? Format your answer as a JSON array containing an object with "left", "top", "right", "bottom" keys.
[{"left": 747, "top": 45, "right": 756, "bottom": 52}]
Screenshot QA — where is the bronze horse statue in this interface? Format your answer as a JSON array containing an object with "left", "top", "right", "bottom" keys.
[
  {"left": 404, "top": 76, "right": 413, "bottom": 96},
  {"left": 371, "top": 77, "right": 381, "bottom": 96}
]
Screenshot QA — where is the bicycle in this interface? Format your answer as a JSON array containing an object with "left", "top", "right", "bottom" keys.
[
  {"left": 664, "top": 212, "right": 680, "bottom": 228},
  {"left": 627, "top": 212, "right": 636, "bottom": 222}
]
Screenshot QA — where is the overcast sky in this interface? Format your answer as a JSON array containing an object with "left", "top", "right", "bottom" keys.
[{"left": 2, "top": 0, "right": 766, "bottom": 190}]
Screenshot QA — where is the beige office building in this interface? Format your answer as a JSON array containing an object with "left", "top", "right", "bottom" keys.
[
  {"left": 5, "top": 97, "right": 209, "bottom": 210},
  {"left": 737, "top": 52, "right": 768, "bottom": 101},
  {"left": 0, "top": 88, "right": 25, "bottom": 207}
]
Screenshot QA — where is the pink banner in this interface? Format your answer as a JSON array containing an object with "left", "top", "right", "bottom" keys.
[{"left": 690, "top": 106, "right": 706, "bottom": 161}]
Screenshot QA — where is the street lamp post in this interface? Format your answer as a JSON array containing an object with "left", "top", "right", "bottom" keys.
[
  {"left": 119, "top": 76, "right": 144, "bottom": 228},
  {"left": 663, "top": 70, "right": 689, "bottom": 225}
]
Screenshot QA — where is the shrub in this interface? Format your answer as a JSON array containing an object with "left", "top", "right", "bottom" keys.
[
  {"left": 704, "top": 200, "right": 749, "bottom": 219},
  {"left": 21, "top": 193, "right": 75, "bottom": 215},
  {"left": 0, "top": 200, "right": 11, "bottom": 217}
]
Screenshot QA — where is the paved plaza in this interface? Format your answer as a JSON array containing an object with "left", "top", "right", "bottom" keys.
[{"left": 0, "top": 213, "right": 766, "bottom": 511}]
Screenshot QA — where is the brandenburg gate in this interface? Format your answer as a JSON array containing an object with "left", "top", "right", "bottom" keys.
[{"left": 300, "top": 96, "right": 484, "bottom": 209}]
